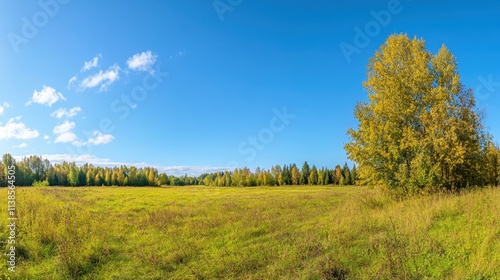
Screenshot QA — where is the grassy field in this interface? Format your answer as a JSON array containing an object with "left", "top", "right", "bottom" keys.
[{"left": 1, "top": 186, "right": 499, "bottom": 279}]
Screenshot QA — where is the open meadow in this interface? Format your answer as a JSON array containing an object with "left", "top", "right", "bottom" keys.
[{"left": 1, "top": 186, "right": 499, "bottom": 279}]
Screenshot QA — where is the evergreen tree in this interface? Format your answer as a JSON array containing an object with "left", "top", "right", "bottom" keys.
[
  {"left": 351, "top": 164, "right": 358, "bottom": 185},
  {"left": 300, "top": 161, "right": 310, "bottom": 185},
  {"left": 342, "top": 163, "right": 351, "bottom": 185}
]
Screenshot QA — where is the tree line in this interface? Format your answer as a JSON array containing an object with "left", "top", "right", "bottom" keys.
[
  {"left": 0, "top": 154, "right": 358, "bottom": 187},
  {"left": 199, "top": 162, "right": 357, "bottom": 187}
]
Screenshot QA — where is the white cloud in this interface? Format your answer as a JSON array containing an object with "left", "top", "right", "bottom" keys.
[
  {"left": 51, "top": 107, "right": 82, "bottom": 119},
  {"left": 0, "top": 118, "right": 39, "bottom": 140},
  {"left": 43, "top": 135, "right": 50, "bottom": 140},
  {"left": 26, "top": 86, "right": 66, "bottom": 107},
  {"left": 0, "top": 102, "right": 10, "bottom": 115},
  {"left": 12, "top": 143, "right": 28, "bottom": 148},
  {"left": 79, "top": 65, "right": 120, "bottom": 91},
  {"left": 54, "top": 132, "right": 78, "bottom": 143},
  {"left": 88, "top": 131, "right": 115, "bottom": 145},
  {"left": 53, "top": 120, "right": 78, "bottom": 144},
  {"left": 81, "top": 55, "right": 100, "bottom": 72},
  {"left": 51, "top": 120, "right": 114, "bottom": 146},
  {"left": 127, "top": 51, "right": 157, "bottom": 73},
  {"left": 67, "top": 76, "right": 77, "bottom": 90},
  {"left": 53, "top": 120, "right": 76, "bottom": 134},
  {"left": 12, "top": 154, "right": 230, "bottom": 176}
]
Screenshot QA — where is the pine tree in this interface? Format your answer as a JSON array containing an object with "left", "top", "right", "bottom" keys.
[
  {"left": 351, "top": 165, "right": 358, "bottom": 185},
  {"left": 300, "top": 161, "right": 310, "bottom": 185},
  {"left": 342, "top": 163, "right": 351, "bottom": 185}
]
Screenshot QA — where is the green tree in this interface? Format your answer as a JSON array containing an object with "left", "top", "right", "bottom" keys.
[
  {"left": 68, "top": 164, "right": 78, "bottom": 186},
  {"left": 342, "top": 163, "right": 351, "bottom": 185},
  {"left": 300, "top": 161, "right": 310, "bottom": 185},
  {"left": 86, "top": 170, "right": 95, "bottom": 186},
  {"left": 158, "top": 173, "right": 168, "bottom": 185},
  {"left": 2, "top": 154, "right": 15, "bottom": 177},
  {"left": 0, "top": 162, "right": 5, "bottom": 187},
  {"left": 282, "top": 164, "right": 291, "bottom": 185}
]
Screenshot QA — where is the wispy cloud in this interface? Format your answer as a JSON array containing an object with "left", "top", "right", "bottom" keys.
[
  {"left": 127, "top": 51, "right": 157, "bottom": 73},
  {"left": 12, "top": 143, "right": 28, "bottom": 149},
  {"left": 0, "top": 102, "right": 10, "bottom": 115},
  {"left": 51, "top": 107, "right": 82, "bottom": 119},
  {"left": 0, "top": 118, "right": 39, "bottom": 140},
  {"left": 81, "top": 54, "right": 100, "bottom": 72},
  {"left": 26, "top": 86, "right": 66, "bottom": 107},
  {"left": 67, "top": 76, "right": 77, "bottom": 90},
  {"left": 12, "top": 154, "right": 230, "bottom": 176},
  {"left": 79, "top": 65, "right": 120, "bottom": 91}
]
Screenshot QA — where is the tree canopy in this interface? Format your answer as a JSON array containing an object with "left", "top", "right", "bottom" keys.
[{"left": 345, "top": 34, "right": 498, "bottom": 194}]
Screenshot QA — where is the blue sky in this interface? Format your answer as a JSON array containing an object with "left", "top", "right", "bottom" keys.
[{"left": 1, "top": 0, "right": 499, "bottom": 176}]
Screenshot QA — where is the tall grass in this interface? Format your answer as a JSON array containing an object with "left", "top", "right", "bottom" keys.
[{"left": 0, "top": 186, "right": 499, "bottom": 279}]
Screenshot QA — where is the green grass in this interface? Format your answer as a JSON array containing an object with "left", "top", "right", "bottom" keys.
[{"left": 1, "top": 186, "right": 499, "bottom": 279}]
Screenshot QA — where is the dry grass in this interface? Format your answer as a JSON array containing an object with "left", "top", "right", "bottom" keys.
[{"left": 0, "top": 186, "right": 499, "bottom": 279}]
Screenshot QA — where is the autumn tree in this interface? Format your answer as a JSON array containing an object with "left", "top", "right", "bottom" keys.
[
  {"left": 334, "top": 165, "right": 342, "bottom": 185},
  {"left": 485, "top": 142, "right": 500, "bottom": 186},
  {"left": 345, "top": 34, "right": 489, "bottom": 193},
  {"left": 291, "top": 164, "right": 300, "bottom": 185},
  {"left": 309, "top": 165, "right": 318, "bottom": 185},
  {"left": 86, "top": 170, "right": 95, "bottom": 186}
]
